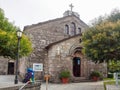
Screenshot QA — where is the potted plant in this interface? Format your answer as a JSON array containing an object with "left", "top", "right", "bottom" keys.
[
  {"left": 59, "top": 70, "right": 70, "bottom": 84},
  {"left": 90, "top": 71, "right": 101, "bottom": 81}
]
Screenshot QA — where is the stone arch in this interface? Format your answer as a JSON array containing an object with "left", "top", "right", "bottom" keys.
[
  {"left": 72, "top": 47, "right": 83, "bottom": 77},
  {"left": 69, "top": 42, "right": 82, "bottom": 56},
  {"left": 69, "top": 42, "right": 83, "bottom": 77}
]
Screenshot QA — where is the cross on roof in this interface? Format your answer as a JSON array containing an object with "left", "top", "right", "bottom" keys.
[{"left": 69, "top": 3, "right": 74, "bottom": 12}]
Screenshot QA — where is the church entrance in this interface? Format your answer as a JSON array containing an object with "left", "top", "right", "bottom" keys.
[
  {"left": 73, "top": 57, "right": 81, "bottom": 77},
  {"left": 8, "top": 62, "right": 14, "bottom": 75}
]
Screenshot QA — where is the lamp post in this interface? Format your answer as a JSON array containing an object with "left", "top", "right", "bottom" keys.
[{"left": 14, "top": 29, "right": 22, "bottom": 84}]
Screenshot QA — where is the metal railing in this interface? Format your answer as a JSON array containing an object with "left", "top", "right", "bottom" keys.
[
  {"left": 19, "top": 80, "right": 42, "bottom": 90},
  {"left": 114, "top": 73, "right": 120, "bottom": 86},
  {"left": 19, "top": 81, "right": 30, "bottom": 90}
]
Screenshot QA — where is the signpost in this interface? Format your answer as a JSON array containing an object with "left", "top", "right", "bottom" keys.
[
  {"left": 44, "top": 75, "right": 50, "bottom": 90},
  {"left": 33, "top": 63, "right": 50, "bottom": 90},
  {"left": 33, "top": 63, "right": 43, "bottom": 71}
]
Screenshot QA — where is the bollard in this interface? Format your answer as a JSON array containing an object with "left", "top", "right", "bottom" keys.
[{"left": 44, "top": 75, "right": 51, "bottom": 90}]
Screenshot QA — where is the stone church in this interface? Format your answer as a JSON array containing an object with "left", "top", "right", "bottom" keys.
[
  {"left": 0, "top": 7, "right": 107, "bottom": 83},
  {"left": 22, "top": 9, "right": 107, "bottom": 82}
]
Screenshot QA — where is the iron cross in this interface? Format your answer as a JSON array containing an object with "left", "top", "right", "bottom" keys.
[{"left": 69, "top": 3, "right": 74, "bottom": 12}]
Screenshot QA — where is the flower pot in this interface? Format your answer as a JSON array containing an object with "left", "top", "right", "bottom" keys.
[
  {"left": 61, "top": 78, "right": 69, "bottom": 84},
  {"left": 92, "top": 76, "right": 99, "bottom": 81}
]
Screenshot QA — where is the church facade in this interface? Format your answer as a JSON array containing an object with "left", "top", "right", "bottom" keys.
[
  {"left": 0, "top": 9, "right": 107, "bottom": 83},
  {"left": 22, "top": 10, "right": 107, "bottom": 82}
]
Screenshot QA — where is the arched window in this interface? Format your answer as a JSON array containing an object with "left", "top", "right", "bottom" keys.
[
  {"left": 71, "top": 22, "right": 76, "bottom": 36},
  {"left": 65, "top": 24, "right": 69, "bottom": 34}
]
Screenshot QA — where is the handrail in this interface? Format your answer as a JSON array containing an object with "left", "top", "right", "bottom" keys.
[
  {"left": 19, "top": 81, "right": 30, "bottom": 90},
  {"left": 19, "top": 80, "right": 42, "bottom": 90}
]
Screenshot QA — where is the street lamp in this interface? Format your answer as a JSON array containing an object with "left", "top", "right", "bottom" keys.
[{"left": 14, "top": 29, "right": 22, "bottom": 84}]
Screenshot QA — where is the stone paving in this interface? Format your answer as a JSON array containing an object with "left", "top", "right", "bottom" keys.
[
  {"left": 0, "top": 75, "right": 104, "bottom": 90},
  {"left": 41, "top": 81, "right": 104, "bottom": 90},
  {"left": 0, "top": 82, "right": 104, "bottom": 90},
  {"left": 0, "top": 75, "right": 23, "bottom": 89},
  {"left": 1, "top": 75, "right": 119, "bottom": 90}
]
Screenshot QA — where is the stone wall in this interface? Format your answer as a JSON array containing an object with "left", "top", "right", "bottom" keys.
[
  {"left": 47, "top": 35, "right": 107, "bottom": 82},
  {"left": 47, "top": 35, "right": 85, "bottom": 82},
  {"left": 0, "top": 57, "right": 9, "bottom": 75},
  {"left": 23, "top": 15, "right": 88, "bottom": 79}
]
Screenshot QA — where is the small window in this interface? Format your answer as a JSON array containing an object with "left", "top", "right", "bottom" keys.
[
  {"left": 79, "top": 39, "right": 82, "bottom": 43},
  {"left": 71, "top": 22, "right": 76, "bottom": 36},
  {"left": 78, "top": 28, "right": 81, "bottom": 34},
  {"left": 65, "top": 25, "right": 69, "bottom": 34}
]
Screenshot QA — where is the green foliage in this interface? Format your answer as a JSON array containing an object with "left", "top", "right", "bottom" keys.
[
  {"left": 108, "top": 60, "right": 120, "bottom": 72},
  {"left": 0, "top": 8, "right": 17, "bottom": 32},
  {"left": 107, "top": 9, "right": 120, "bottom": 22},
  {"left": 90, "top": 71, "right": 101, "bottom": 78},
  {"left": 91, "top": 16, "right": 106, "bottom": 26},
  {"left": 59, "top": 70, "right": 70, "bottom": 78},
  {"left": 0, "top": 8, "right": 32, "bottom": 59},
  {"left": 104, "top": 81, "right": 115, "bottom": 90},
  {"left": 83, "top": 9, "right": 120, "bottom": 67},
  {"left": 91, "top": 8, "right": 120, "bottom": 26},
  {"left": 107, "top": 73, "right": 113, "bottom": 78},
  {"left": 103, "top": 78, "right": 114, "bottom": 81},
  {"left": 82, "top": 20, "right": 120, "bottom": 63},
  {"left": 0, "top": 30, "right": 32, "bottom": 59}
]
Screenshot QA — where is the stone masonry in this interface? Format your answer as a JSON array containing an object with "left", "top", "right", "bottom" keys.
[
  {"left": 23, "top": 11, "right": 107, "bottom": 82},
  {"left": 0, "top": 10, "right": 107, "bottom": 83},
  {"left": 0, "top": 57, "right": 8, "bottom": 75},
  {"left": 45, "top": 35, "right": 107, "bottom": 82},
  {"left": 23, "top": 11, "right": 89, "bottom": 80}
]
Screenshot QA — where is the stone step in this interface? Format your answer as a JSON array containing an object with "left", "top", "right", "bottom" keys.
[
  {"left": 0, "top": 75, "right": 15, "bottom": 82},
  {"left": 72, "top": 79, "right": 91, "bottom": 83},
  {"left": 71, "top": 77, "right": 91, "bottom": 83}
]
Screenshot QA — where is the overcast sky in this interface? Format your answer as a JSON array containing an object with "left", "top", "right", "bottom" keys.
[{"left": 0, "top": 0, "right": 120, "bottom": 30}]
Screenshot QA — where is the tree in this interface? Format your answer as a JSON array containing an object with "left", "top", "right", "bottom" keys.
[
  {"left": 0, "top": 8, "right": 32, "bottom": 59},
  {"left": 82, "top": 20, "right": 120, "bottom": 63},
  {"left": 90, "top": 16, "right": 106, "bottom": 26},
  {"left": 107, "top": 8, "right": 120, "bottom": 22},
  {"left": 0, "top": 8, "right": 17, "bottom": 32},
  {"left": 108, "top": 60, "right": 120, "bottom": 72},
  {"left": 90, "top": 8, "right": 120, "bottom": 26},
  {"left": 82, "top": 8, "right": 120, "bottom": 63}
]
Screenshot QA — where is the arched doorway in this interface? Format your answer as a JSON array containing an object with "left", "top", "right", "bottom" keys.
[
  {"left": 72, "top": 47, "right": 83, "bottom": 77},
  {"left": 73, "top": 57, "right": 81, "bottom": 77}
]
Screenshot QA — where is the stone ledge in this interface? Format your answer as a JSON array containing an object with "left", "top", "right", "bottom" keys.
[{"left": 0, "top": 82, "right": 41, "bottom": 90}]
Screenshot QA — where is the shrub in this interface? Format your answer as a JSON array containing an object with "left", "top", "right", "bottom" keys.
[
  {"left": 59, "top": 70, "right": 70, "bottom": 78},
  {"left": 107, "top": 73, "right": 113, "bottom": 78},
  {"left": 90, "top": 71, "right": 101, "bottom": 78}
]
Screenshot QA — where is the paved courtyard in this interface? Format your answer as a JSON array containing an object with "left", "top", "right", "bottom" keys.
[
  {"left": 0, "top": 75, "right": 104, "bottom": 90},
  {"left": 0, "top": 81, "right": 104, "bottom": 90},
  {"left": 0, "top": 75, "right": 119, "bottom": 90},
  {"left": 41, "top": 81, "right": 104, "bottom": 90}
]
